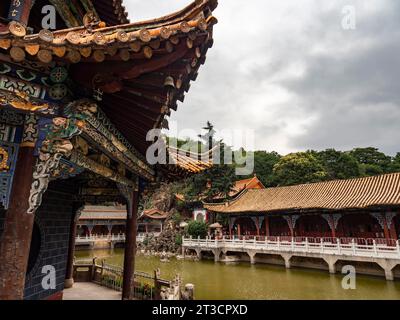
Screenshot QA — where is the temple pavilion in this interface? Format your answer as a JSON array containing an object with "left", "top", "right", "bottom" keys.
[
  {"left": 0, "top": 0, "right": 218, "bottom": 300},
  {"left": 204, "top": 173, "right": 400, "bottom": 240}
]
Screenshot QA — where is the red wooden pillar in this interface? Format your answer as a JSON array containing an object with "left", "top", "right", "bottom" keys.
[
  {"left": 237, "top": 224, "right": 241, "bottom": 237},
  {"left": 65, "top": 206, "right": 82, "bottom": 289},
  {"left": 331, "top": 224, "right": 336, "bottom": 238},
  {"left": 298, "top": 219, "right": 303, "bottom": 237},
  {"left": 329, "top": 215, "right": 336, "bottom": 238},
  {"left": 390, "top": 223, "right": 397, "bottom": 240},
  {"left": 0, "top": 145, "right": 36, "bottom": 300},
  {"left": 383, "top": 216, "right": 391, "bottom": 240},
  {"left": 265, "top": 215, "right": 270, "bottom": 237},
  {"left": 285, "top": 216, "right": 294, "bottom": 237},
  {"left": 122, "top": 189, "right": 139, "bottom": 300}
]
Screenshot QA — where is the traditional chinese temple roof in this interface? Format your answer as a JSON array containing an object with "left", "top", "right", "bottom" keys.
[
  {"left": 204, "top": 173, "right": 400, "bottom": 214},
  {"left": 230, "top": 175, "right": 265, "bottom": 196},
  {"left": 139, "top": 208, "right": 169, "bottom": 220},
  {"left": 0, "top": 0, "right": 218, "bottom": 155},
  {"left": 95, "top": 0, "right": 130, "bottom": 25},
  {"left": 168, "top": 145, "right": 213, "bottom": 173},
  {"left": 79, "top": 205, "right": 126, "bottom": 220}
]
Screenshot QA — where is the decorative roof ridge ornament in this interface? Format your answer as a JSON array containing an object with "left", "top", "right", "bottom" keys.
[{"left": 83, "top": 11, "right": 101, "bottom": 31}]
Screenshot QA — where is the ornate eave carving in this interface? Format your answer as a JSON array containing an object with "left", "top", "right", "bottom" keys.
[
  {"left": 69, "top": 150, "right": 136, "bottom": 187},
  {"left": 65, "top": 99, "right": 154, "bottom": 180},
  {"left": 283, "top": 215, "right": 300, "bottom": 232},
  {"left": 321, "top": 213, "right": 342, "bottom": 231},
  {"left": 28, "top": 116, "right": 83, "bottom": 214}
]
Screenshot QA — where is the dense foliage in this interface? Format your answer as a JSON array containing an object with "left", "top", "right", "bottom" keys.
[
  {"left": 179, "top": 146, "right": 400, "bottom": 190},
  {"left": 267, "top": 148, "right": 399, "bottom": 187},
  {"left": 187, "top": 221, "right": 208, "bottom": 239},
  {"left": 272, "top": 152, "right": 327, "bottom": 186},
  {"left": 168, "top": 122, "right": 400, "bottom": 193}
]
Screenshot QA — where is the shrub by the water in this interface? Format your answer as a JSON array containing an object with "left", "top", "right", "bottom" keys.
[
  {"left": 175, "top": 234, "right": 183, "bottom": 246},
  {"left": 187, "top": 221, "right": 208, "bottom": 239}
]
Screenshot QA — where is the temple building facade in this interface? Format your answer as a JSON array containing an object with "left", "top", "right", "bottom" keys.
[
  {"left": 204, "top": 173, "right": 400, "bottom": 241},
  {"left": 77, "top": 205, "right": 126, "bottom": 236},
  {"left": 137, "top": 208, "right": 169, "bottom": 235},
  {"left": 0, "top": 0, "right": 218, "bottom": 300}
]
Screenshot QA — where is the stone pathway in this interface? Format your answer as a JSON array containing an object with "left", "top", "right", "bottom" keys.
[{"left": 63, "top": 282, "right": 122, "bottom": 300}]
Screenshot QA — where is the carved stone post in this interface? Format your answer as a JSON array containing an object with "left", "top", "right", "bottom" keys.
[{"left": 153, "top": 269, "right": 162, "bottom": 300}]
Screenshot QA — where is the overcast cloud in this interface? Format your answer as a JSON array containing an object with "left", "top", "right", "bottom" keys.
[{"left": 126, "top": 0, "right": 400, "bottom": 155}]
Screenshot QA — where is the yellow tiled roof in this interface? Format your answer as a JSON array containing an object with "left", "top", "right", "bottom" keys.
[{"left": 204, "top": 173, "right": 400, "bottom": 214}]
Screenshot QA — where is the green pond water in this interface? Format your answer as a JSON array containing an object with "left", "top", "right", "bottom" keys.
[{"left": 75, "top": 249, "right": 400, "bottom": 300}]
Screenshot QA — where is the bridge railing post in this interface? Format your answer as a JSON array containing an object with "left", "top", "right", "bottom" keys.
[
  {"left": 277, "top": 237, "right": 280, "bottom": 250},
  {"left": 337, "top": 238, "right": 341, "bottom": 254},
  {"left": 254, "top": 237, "right": 256, "bottom": 249},
  {"left": 397, "top": 240, "right": 400, "bottom": 257},
  {"left": 305, "top": 238, "right": 308, "bottom": 251},
  {"left": 352, "top": 239, "right": 356, "bottom": 255},
  {"left": 373, "top": 240, "right": 378, "bottom": 257},
  {"left": 291, "top": 237, "right": 294, "bottom": 251},
  {"left": 320, "top": 238, "right": 324, "bottom": 253}
]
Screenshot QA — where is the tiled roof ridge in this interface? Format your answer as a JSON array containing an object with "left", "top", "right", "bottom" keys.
[{"left": 204, "top": 172, "right": 400, "bottom": 212}]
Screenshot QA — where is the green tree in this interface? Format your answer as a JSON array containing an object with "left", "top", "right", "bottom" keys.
[
  {"left": 216, "top": 213, "right": 229, "bottom": 227},
  {"left": 182, "top": 121, "right": 236, "bottom": 201},
  {"left": 349, "top": 148, "right": 391, "bottom": 176},
  {"left": 250, "top": 151, "right": 281, "bottom": 186},
  {"left": 389, "top": 153, "right": 400, "bottom": 173},
  {"left": 175, "top": 234, "right": 183, "bottom": 246},
  {"left": 185, "top": 165, "right": 236, "bottom": 201},
  {"left": 316, "top": 149, "right": 361, "bottom": 180},
  {"left": 272, "top": 152, "right": 327, "bottom": 186},
  {"left": 187, "top": 221, "right": 208, "bottom": 239}
]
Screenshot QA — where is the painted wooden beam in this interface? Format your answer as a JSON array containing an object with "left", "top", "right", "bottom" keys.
[
  {"left": 69, "top": 150, "right": 137, "bottom": 187},
  {"left": 8, "top": 0, "right": 34, "bottom": 26}
]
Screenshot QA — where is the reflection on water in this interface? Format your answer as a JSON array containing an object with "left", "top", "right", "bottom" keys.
[{"left": 75, "top": 249, "right": 400, "bottom": 300}]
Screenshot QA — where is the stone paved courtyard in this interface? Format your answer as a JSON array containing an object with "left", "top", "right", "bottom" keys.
[{"left": 63, "top": 282, "right": 121, "bottom": 300}]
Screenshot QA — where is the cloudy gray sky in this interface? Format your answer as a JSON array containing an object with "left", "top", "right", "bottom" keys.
[{"left": 126, "top": 0, "right": 400, "bottom": 155}]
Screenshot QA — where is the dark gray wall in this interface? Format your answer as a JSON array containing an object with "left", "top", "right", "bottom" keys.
[{"left": 23, "top": 181, "right": 77, "bottom": 300}]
